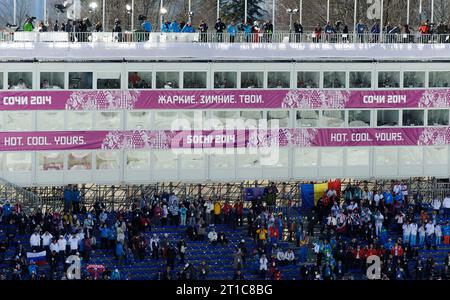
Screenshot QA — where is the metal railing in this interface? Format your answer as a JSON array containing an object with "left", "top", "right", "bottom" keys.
[{"left": 1, "top": 31, "right": 450, "bottom": 44}]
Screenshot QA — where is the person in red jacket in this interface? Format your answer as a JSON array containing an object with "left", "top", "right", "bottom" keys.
[
  {"left": 366, "top": 244, "right": 378, "bottom": 257},
  {"left": 223, "top": 201, "right": 232, "bottom": 224},
  {"left": 353, "top": 245, "right": 366, "bottom": 269},
  {"left": 235, "top": 201, "right": 244, "bottom": 227},
  {"left": 268, "top": 224, "right": 279, "bottom": 244},
  {"left": 391, "top": 243, "right": 404, "bottom": 258}
]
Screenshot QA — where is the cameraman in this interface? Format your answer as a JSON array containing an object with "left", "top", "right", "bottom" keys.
[{"left": 113, "top": 18, "right": 122, "bottom": 42}]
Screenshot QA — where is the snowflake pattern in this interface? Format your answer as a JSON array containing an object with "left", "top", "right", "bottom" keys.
[
  {"left": 283, "top": 128, "right": 318, "bottom": 148},
  {"left": 281, "top": 89, "right": 351, "bottom": 109},
  {"left": 66, "top": 90, "right": 141, "bottom": 110},
  {"left": 247, "top": 129, "right": 282, "bottom": 148},
  {"left": 418, "top": 89, "right": 450, "bottom": 108},
  {"left": 101, "top": 130, "right": 174, "bottom": 150},
  {"left": 417, "top": 127, "right": 450, "bottom": 146}
]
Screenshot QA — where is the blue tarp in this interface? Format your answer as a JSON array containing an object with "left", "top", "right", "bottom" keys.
[{"left": 300, "top": 183, "right": 314, "bottom": 209}]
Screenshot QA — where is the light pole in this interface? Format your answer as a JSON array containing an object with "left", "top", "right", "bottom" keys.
[
  {"left": 379, "top": 0, "right": 384, "bottom": 42},
  {"left": 286, "top": 8, "right": 299, "bottom": 34},
  {"left": 272, "top": 0, "right": 275, "bottom": 30},
  {"left": 431, "top": 0, "right": 434, "bottom": 24},
  {"left": 419, "top": 0, "right": 422, "bottom": 21},
  {"left": 406, "top": 0, "right": 410, "bottom": 25},
  {"left": 89, "top": 2, "right": 98, "bottom": 24},
  {"left": 353, "top": 0, "right": 357, "bottom": 42},
  {"left": 299, "top": 0, "right": 302, "bottom": 24},
  {"left": 44, "top": 0, "right": 47, "bottom": 26},
  {"left": 102, "top": 0, "right": 106, "bottom": 31},
  {"left": 13, "top": 0, "right": 17, "bottom": 25},
  {"left": 160, "top": 6, "right": 167, "bottom": 29},
  {"left": 131, "top": 0, "right": 135, "bottom": 31},
  {"left": 216, "top": 0, "right": 219, "bottom": 20},
  {"left": 326, "top": 0, "right": 330, "bottom": 23},
  {"left": 188, "top": 0, "right": 192, "bottom": 23},
  {"left": 126, "top": 4, "right": 132, "bottom": 31},
  {"left": 244, "top": 0, "right": 248, "bottom": 24}
]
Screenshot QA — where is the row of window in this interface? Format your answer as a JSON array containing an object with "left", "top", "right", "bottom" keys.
[
  {"left": 1, "top": 109, "right": 448, "bottom": 131},
  {"left": 1, "top": 70, "right": 450, "bottom": 90},
  {"left": 1, "top": 146, "right": 447, "bottom": 172}
]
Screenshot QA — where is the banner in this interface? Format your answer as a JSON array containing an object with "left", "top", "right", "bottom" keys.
[
  {"left": 26, "top": 251, "right": 47, "bottom": 265},
  {"left": 0, "top": 89, "right": 449, "bottom": 111},
  {"left": 244, "top": 187, "right": 266, "bottom": 201},
  {"left": 0, "top": 127, "right": 449, "bottom": 151}
]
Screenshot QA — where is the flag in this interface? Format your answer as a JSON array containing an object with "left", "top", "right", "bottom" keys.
[
  {"left": 313, "top": 183, "right": 328, "bottom": 205},
  {"left": 27, "top": 251, "right": 47, "bottom": 266},
  {"left": 300, "top": 183, "right": 314, "bottom": 209},
  {"left": 328, "top": 179, "right": 342, "bottom": 198}
]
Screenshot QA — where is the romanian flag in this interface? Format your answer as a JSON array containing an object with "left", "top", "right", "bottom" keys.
[
  {"left": 26, "top": 251, "right": 47, "bottom": 266},
  {"left": 300, "top": 180, "right": 342, "bottom": 208},
  {"left": 313, "top": 183, "right": 328, "bottom": 205}
]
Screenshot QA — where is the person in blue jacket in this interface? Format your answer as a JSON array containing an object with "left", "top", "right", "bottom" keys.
[
  {"left": 242, "top": 22, "right": 252, "bottom": 42},
  {"left": 170, "top": 20, "right": 180, "bottom": 32},
  {"left": 161, "top": 20, "right": 170, "bottom": 32},
  {"left": 227, "top": 21, "right": 237, "bottom": 43},
  {"left": 181, "top": 22, "right": 195, "bottom": 33},
  {"left": 142, "top": 20, "right": 152, "bottom": 32}
]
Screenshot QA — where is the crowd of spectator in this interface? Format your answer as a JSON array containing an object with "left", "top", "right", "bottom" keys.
[{"left": 0, "top": 180, "right": 449, "bottom": 280}]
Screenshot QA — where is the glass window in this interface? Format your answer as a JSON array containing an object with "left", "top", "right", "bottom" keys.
[
  {"left": 37, "top": 111, "right": 64, "bottom": 131},
  {"left": 347, "top": 148, "right": 369, "bottom": 166},
  {"left": 241, "top": 72, "right": 263, "bottom": 88},
  {"left": 428, "top": 109, "right": 449, "bottom": 126},
  {"left": 349, "top": 72, "right": 371, "bottom": 88},
  {"left": 154, "top": 150, "right": 177, "bottom": 169},
  {"left": 399, "top": 147, "right": 423, "bottom": 165},
  {"left": 177, "top": 111, "right": 205, "bottom": 130},
  {"left": 8, "top": 72, "right": 32, "bottom": 90},
  {"left": 348, "top": 110, "right": 370, "bottom": 127},
  {"left": 267, "top": 72, "right": 290, "bottom": 88},
  {"left": 128, "top": 72, "right": 152, "bottom": 89},
  {"left": 97, "top": 72, "right": 121, "bottom": 89},
  {"left": 96, "top": 151, "right": 119, "bottom": 170},
  {"left": 237, "top": 151, "right": 260, "bottom": 168},
  {"left": 5, "top": 153, "right": 32, "bottom": 171},
  {"left": 69, "top": 72, "right": 93, "bottom": 89},
  {"left": 323, "top": 72, "right": 346, "bottom": 88},
  {"left": 127, "top": 111, "right": 151, "bottom": 129},
  {"left": 181, "top": 154, "right": 205, "bottom": 169},
  {"left": 156, "top": 72, "right": 179, "bottom": 89},
  {"left": 267, "top": 111, "right": 289, "bottom": 128},
  {"left": 154, "top": 111, "right": 178, "bottom": 129},
  {"left": 214, "top": 72, "right": 237, "bottom": 88},
  {"left": 402, "top": 109, "right": 424, "bottom": 126},
  {"left": 377, "top": 110, "right": 399, "bottom": 126},
  {"left": 296, "top": 110, "right": 319, "bottom": 127},
  {"left": 321, "top": 149, "right": 344, "bottom": 166},
  {"left": 4, "top": 112, "right": 32, "bottom": 131},
  {"left": 322, "top": 110, "right": 345, "bottom": 127},
  {"left": 425, "top": 147, "right": 447, "bottom": 165},
  {"left": 126, "top": 151, "right": 150, "bottom": 170},
  {"left": 68, "top": 152, "right": 92, "bottom": 170},
  {"left": 183, "top": 72, "right": 207, "bottom": 89},
  {"left": 210, "top": 153, "right": 235, "bottom": 169},
  {"left": 38, "top": 152, "right": 64, "bottom": 171},
  {"left": 378, "top": 71, "right": 400, "bottom": 88},
  {"left": 429, "top": 71, "right": 450, "bottom": 88},
  {"left": 375, "top": 148, "right": 397, "bottom": 166},
  {"left": 0, "top": 72, "right": 4, "bottom": 89},
  {"left": 297, "top": 72, "right": 319, "bottom": 88},
  {"left": 40, "top": 72, "right": 64, "bottom": 89},
  {"left": 67, "top": 112, "right": 93, "bottom": 130},
  {"left": 403, "top": 71, "right": 425, "bottom": 88},
  {"left": 295, "top": 148, "right": 318, "bottom": 167},
  {"left": 240, "top": 111, "right": 263, "bottom": 128},
  {"left": 95, "top": 111, "right": 120, "bottom": 129}
]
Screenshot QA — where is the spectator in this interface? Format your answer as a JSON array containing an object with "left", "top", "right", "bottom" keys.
[
  {"left": 356, "top": 19, "right": 366, "bottom": 42},
  {"left": 443, "top": 195, "right": 450, "bottom": 218},
  {"left": 181, "top": 22, "right": 195, "bottom": 33},
  {"left": 170, "top": 20, "right": 180, "bottom": 33},
  {"left": 208, "top": 227, "right": 218, "bottom": 245},
  {"left": 227, "top": 21, "right": 237, "bottom": 43},
  {"left": 259, "top": 254, "right": 268, "bottom": 279},
  {"left": 215, "top": 18, "right": 226, "bottom": 42},
  {"left": 161, "top": 20, "right": 170, "bottom": 32},
  {"left": 198, "top": 20, "right": 208, "bottom": 42}
]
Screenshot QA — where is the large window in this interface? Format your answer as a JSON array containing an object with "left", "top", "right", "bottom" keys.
[
  {"left": 40, "top": 72, "right": 64, "bottom": 89},
  {"left": 127, "top": 111, "right": 151, "bottom": 129},
  {"left": 37, "top": 111, "right": 64, "bottom": 131},
  {"left": 296, "top": 110, "right": 319, "bottom": 127},
  {"left": 126, "top": 151, "right": 150, "bottom": 170},
  {"left": 69, "top": 72, "right": 93, "bottom": 89},
  {"left": 428, "top": 109, "right": 449, "bottom": 126},
  {"left": 322, "top": 110, "right": 345, "bottom": 127},
  {"left": 128, "top": 72, "right": 152, "bottom": 89},
  {"left": 348, "top": 110, "right": 370, "bottom": 127},
  {"left": 95, "top": 111, "right": 121, "bottom": 129},
  {"left": 0, "top": 72, "right": 4, "bottom": 89},
  {"left": 267, "top": 111, "right": 289, "bottom": 128},
  {"left": 214, "top": 72, "right": 237, "bottom": 88},
  {"left": 403, "top": 71, "right": 425, "bottom": 88},
  {"left": 68, "top": 152, "right": 92, "bottom": 170},
  {"left": 3, "top": 112, "right": 32, "bottom": 131},
  {"left": 96, "top": 151, "right": 119, "bottom": 170},
  {"left": 67, "top": 112, "right": 93, "bottom": 130},
  {"left": 183, "top": 72, "right": 207, "bottom": 89},
  {"left": 297, "top": 72, "right": 319, "bottom": 88},
  {"left": 38, "top": 152, "right": 64, "bottom": 171},
  {"left": 5, "top": 153, "right": 32, "bottom": 171},
  {"left": 323, "top": 72, "right": 346, "bottom": 88},
  {"left": 378, "top": 71, "right": 400, "bottom": 88},
  {"left": 402, "top": 109, "right": 424, "bottom": 126},
  {"left": 267, "top": 72, "right": 290, "bottom": 88},
  {"left": 349, "top": 72, "right": 371, "bottom": 88},
  {"left": 241, "top": 72, "right": 263, "bottom": 88},
  {"left": 8, "top": 72, "right": 32, "bottom": 90},
  {"left": 429, "top": 71, "right": 450, "bottom": 87},
  {"left": 156, "top": 72, "right": 179, "bottom": 89},
  {"left": 97, "top": 72, "right": 121, "bottom": 89},
  {"left": 377, "top": 110, "right": 399, "bottom": 126}
]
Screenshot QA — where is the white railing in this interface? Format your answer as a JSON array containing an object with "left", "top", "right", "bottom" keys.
[{"left": 1, "top": 31, "right": 450, "bottom": 44}]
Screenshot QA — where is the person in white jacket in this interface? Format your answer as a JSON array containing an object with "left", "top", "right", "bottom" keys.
[
  {"left": 276, "top": 249, "right": 286, "bottom": 265},
  {"left": 375, "top": 212, "right": 384, "bottom": 237},
  {"left": 50, "top": 239, "right": 59, "bottom": 254},
  {"left": 435, "top": 224, "right": 443, "bottom": 247},
  {"left": 30, "top": 231, "right": 41, "bottom": 252},
  {"left": 409, "top": 222, "right": 418, "bottom": 247},
  {"left": 259, "top": 254, "right": 268, "bottom": 279},
  {"left": 58, "top": 235, "right": 67, "bottom": 258},
  {"left": 41, "top": 231, "right": 53, "bottom": 254},
  {"left": 68, "top": 234, "right": 79, "bottom": 255},
  {"left": 285, "top": 249, "right": 296, "bottom": 265},
  {"left": 402, "top": 221, "right": 411, "bottom": 245}
]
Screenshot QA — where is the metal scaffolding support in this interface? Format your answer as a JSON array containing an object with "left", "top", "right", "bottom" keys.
[{"left": 0, "top": 177, "right": 445, "bottom": 212}]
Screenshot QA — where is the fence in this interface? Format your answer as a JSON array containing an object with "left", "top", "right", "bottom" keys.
[
  {"left": 1, "top": 31, "right": 449, "bottom": 44},
  {"left": 0, "top": 177, "right": 41, "bottom": 214}
]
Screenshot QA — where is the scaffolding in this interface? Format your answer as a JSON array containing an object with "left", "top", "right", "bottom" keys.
[{"left": 0, "top": 176, "right": 442, "bottom": 213}]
